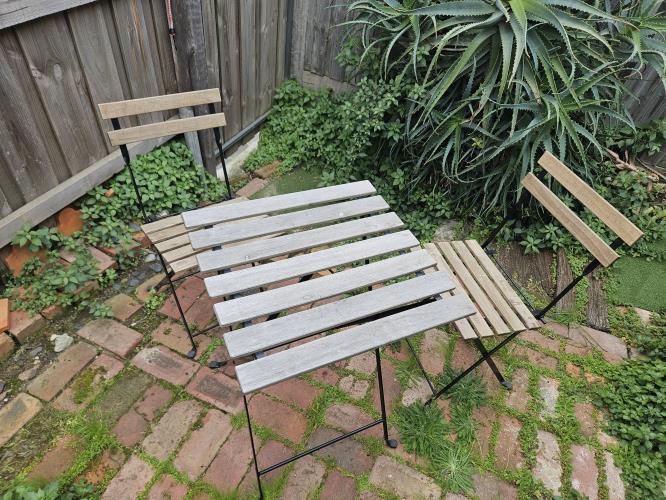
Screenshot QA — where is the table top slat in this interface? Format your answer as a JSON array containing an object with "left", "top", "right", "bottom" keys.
[
  {"left": 204, "top": 231, "right": 419, "bottom": 298},
  {"left": 224, "top": 271, "right": 455, "bottom": 357},
  {"left": 214, "top": 250, "right": 435, "bottom": 326},
  {"left": 235, "top": 294, "right": 476, "bottom": 393},
  {"left": 189, "top": 196, "right": 389, "bottom": 250},
  {"left": 197, "top": 212, "right": 404, "bottom": 272},
  {"left": 182, "top": 181, "right": 376, "bottom": 228}
]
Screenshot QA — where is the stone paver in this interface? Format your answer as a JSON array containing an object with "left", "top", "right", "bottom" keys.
[
  {"left": 152, "top": 319, "right": 211, "bottom": 359},
  {"left": 571, "top": 444, "right": 598, "bottom": 499},
  {"left": 604, "top": 451, "right": 625, "bottom": 500},
  {"left": 77, "top": 319, "right": 143, "bottom": 358},
  {"left": 27, "top": 342, "right": 97, "bottom": 401},
  {"left": 369, "top": 455, "right": 441, "bottom": 499},
  {"left": 312, "top": 366, "right": 340, "bottom": 385},
  {"left": 236, "top": 178, "right": 268, "bottom": 198},
  {"left": 372, "top": 357, "right": 401, "bottom": 414},
  {"left": 148, "top": 475, "right": 187, "bottom": 500},
  {"left": 495, "top": 415, "right": 523, "bottom": 472},
  {"left": 8, "top": 309, "right": 46, "bottom": 342},
  {"left": 256, "top": 440, "right": 292, "bottom": 481},
  {"left": 159, "top": 276, "right": 205, "bottom": 320},
  {"left": 339, "top": 375, "right": 370, "bottom": 400},
  {"left": 472, "top": 405, "right": 496, "bottom": 458},
  {"left": 538, "top": 377, "right": 559, "bottom": 417},
  {"left": 347, "top": 351, "right": 376, "bottom": 374},
  {"left": 102, "top": 455, "right": 153, "bottom": 500},
  {"left": 280, "top": 455, "right": 326, "bottom": 500},
  {"left": 186, "top": 367, "right": 242, "bottom": 413},
  {"left": 325, "top": 403, "right": 375, "bottom": 433},
  {"left": 204, "top": 428, "right": 253, "bottom": 493},
  {"left": 533, "top": 430, "right": 561, "bottom": 495},
  {"left": 132, "top": 345, "right": 199, "bottom": 385},
  {"left": 321, "top": 470, "right": 357, "bottom": 500},
  {"left": 472, "top": 472, "right": 518, "bottom": 500},
  {"left": 250, "top": 393, "right": 307, "bottom": 443},
  {"left": 135, "top": 273, "right": 166, "bottom": 302},
  {"left": 184, "top": 295, "right": 217, "bottom": 330},
  {"left": 263, "top": 377, "right": 322, "bottom": 409},
  {"left": 174, "top": 409, "right": 232, "bottom": 480},
  {"left": 28, "top": 434, "right": 79, "bottom": 482},
  {"left": 142, "top": 400, "right": 202, "bottom": 460},
  {"left": 505, "top": 368, "right": 529, "bottom": 412},
  {"left": 401, "top": 378, "right": 432, "bottom": 406},
  {"left": 419, "top": 328, "right": 447, "bottom": 374},
  {"left": 451, "top": 339, "right": 477, "bottom": 371},
  {"left": 134, "top": 384, "right": 173, "bottom": 421},
  {"left": 113, "top": 408, "right": 148, "bottom": 447},
  {"left": 521, "top": 330, "right": 560, "bottom": 352},
  {"left": 514, "top": 346, "right": 558, "bottom": 370},
  {"left": 309, "top": 427, "right": 375, "bottom": 474},
  {"left": 84, "top": 449, "right": 125, "bottom": 486},
  {"left": 105, "top": 293, "right": 142, "bottom": 321},
  {"left": 577, "top": 325, "right": 628, "bottom": 361}
]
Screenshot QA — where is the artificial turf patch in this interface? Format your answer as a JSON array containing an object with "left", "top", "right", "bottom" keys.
[{"left": 611, "top": 240, "right": 666, "bottom": 311}]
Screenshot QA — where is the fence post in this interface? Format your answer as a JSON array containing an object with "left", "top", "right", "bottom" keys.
[{"left": 287, "top": 0, "right": 308, "bottom": 81}]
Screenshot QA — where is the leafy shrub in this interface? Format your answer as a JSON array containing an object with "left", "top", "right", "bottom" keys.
[
  {"left": 341, "top": 0, "right": 666, "bottom": 213},
  {"left": 1, "top": 480, "right": 95, "bottom": 499}
]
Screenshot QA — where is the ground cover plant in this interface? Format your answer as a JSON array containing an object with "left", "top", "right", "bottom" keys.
[{"left": 2, "top": 140, "right": 225, "bottom": 316}]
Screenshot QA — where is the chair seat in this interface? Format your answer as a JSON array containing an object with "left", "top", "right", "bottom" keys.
[{"left": 424, "top": 240, "right": 540, "bottom": 339}]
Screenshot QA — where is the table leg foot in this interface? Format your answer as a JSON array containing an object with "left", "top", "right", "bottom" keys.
[
  {"left": 208, "top": 360, "right": 226, "bottom": 369},
  {"left": 186, "top": 348, "right": 196, "bottom": 359},
  {"left": 385, "top": 439, "right": 398, "bottom": 449},
  {"left": 501, "top": 380, "right": 513, "bottom": 391}
]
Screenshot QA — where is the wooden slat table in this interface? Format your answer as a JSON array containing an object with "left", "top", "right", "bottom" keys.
[{"left": 183, "top": 181, "right": 475, "bottom": 499}]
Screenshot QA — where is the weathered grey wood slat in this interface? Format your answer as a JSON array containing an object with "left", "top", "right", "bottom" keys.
[
  {"left": 235, "top": 294, "right": 476, "bottom": 393},
  {"left": 0, "top": 0, "right": 96, "bottom": 29},
  {"left": 99, "top": 90, "right": 221, "bottom": 120},
  {"left": 198, "top": 212, "right": 403, "bottom": 272},
  {"left": 204, "top": 230, "right": 419, "bottom": 297},
  {"left": 214, "top": 249, "right": 435, "bottom": 326},
  {"left": 183, "top": 181, "right": 376, "bottom": 227},
  {"left": 225, "top": 271, "right": 455, "bottom": 357},
  {"left": 190, "top": 195, "right": 389, "bottom": 249}
]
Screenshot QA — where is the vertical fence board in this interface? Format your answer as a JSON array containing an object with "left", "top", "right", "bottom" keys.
[
  {"left": 240, "top": 0, "right": 257, "bottom": 128},
  {"left": 258, "top": 0, "right": 278, "bottom": 115},
  {"left": 67, "top": 2, "right": 127, "bottom": 153},
  {"left": 216, "top": 0, "right": 242, "bottom": 138},
  {"left": 0, "top": 151, "right": 25, "bottom": 212},
  {"left": 275, "top": 0, "right": 288, "bottom": 84}
]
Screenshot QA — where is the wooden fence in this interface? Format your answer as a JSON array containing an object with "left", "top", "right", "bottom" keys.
[{"left": 0, "top": 0, "right": 349, "bottom": 247}]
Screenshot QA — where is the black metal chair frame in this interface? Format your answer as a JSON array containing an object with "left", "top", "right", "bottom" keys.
[{"left": 111, "top": 103, "right": 232, "bottom": 359}]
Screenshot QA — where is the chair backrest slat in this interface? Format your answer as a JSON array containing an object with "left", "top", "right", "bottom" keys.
[
  {"left": 107, "top": 113, "right": 226, "bottom": 146},
  {"left": 522, "top": 173, "right": 619, "bottom": 267},
  {"left": 99, "top": 88, "right": 221, "bottom": 120},
  {"left": 538, "top": 152, "right": 643, "bottom": 245}
]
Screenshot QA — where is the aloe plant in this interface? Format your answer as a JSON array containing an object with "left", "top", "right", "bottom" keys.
[{"left": 342, "top": 0, "right": 666, "bottom": 211}]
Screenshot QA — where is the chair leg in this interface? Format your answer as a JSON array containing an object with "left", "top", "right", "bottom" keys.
[
  {"left": 156, "top": 252, "right": 197, "bottom": 359},
  {"left": 243, "top": 395, "right": 264, "bottom": 500},
  {"left": 404, "top": 338, "right": 437, "bottom": 395},
  {"left": 473, "top": 339, "right": 512, "bottom": 390},
  {"left": 375, "top": 348, "right": 398, "bottom": 448}
]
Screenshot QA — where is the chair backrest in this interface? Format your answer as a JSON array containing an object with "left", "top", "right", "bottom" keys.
[
  {"left": 98, "top": 89, "right": 226, "bottom": 146},
  {"left": 521, "top": 151, "right": 643, "bottom": 267}
]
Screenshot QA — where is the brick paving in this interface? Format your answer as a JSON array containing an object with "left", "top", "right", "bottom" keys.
[{"left": 0, "top": 266, "right": 639, "bottom": 499}]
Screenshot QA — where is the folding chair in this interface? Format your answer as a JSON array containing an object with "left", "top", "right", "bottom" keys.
[
  {"left": 98, "top": 89, "right": 233, "bottom": 358},
  {"left": 419, "top": 151, "right": 643, "bottom": 405}
]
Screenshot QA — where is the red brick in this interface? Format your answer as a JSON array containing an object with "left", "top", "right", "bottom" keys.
[
  {"left": 77, "top": 319, "right": 142, "bottom": 358},
  {"left": 134, "top": 384, "right": 172, "bottom": 421},
  {"left": 339, "top": 376, "right": 370, "bottom": 400},
  {"left": 4, "top": 246, "right": 46, "bottom": 277},
  {"left": 151, "top": 319, "right": 211, "bottom": 359},
  {"left": 105, "top": 294, "right": 142, "bottom": 321},
  {"left": 325, "top": 403, "right": 375, "bottom": 434},
  {"left": 135, "top": 273, "right": 167, "bottom": 302},
  {"left": 236, "top": 178, "right": 267, "bottom": 198},
  {"left": 101, "top": 455, "right": 153, "bottom": 500},
  {"left": 472, "top": 472, "right": 518, "bottom": 500},
  {"left": 311, "top": 366, "right": 340, "bottom": 385},
  {"left": 89, "top": 246, "right": 117, "bottom": 273},
  {"left": 27, "top": 342, "right": 96, "bottom": 401},
  {"left": 521, "top": 330, "right": 560, "bottom": 352},
  {"left": 204, "top": 428, "right": 253, "bottom": 492},
  {"left": 0, "top": 298, "right": 7, "bottom": 333},
  {"left": 249, "top": 393, "right": 307, "bottom": 443},
  {"left": 369, "top": 456, "right": 441, "bottom": 499},
  {"left": 113, "top": 408, "right": 149, "bottom": 447},
  {"left": 133, "top": 231, "right": 151, "bottom": 248},
  {"left": 142, "top": 400, "right": 202, "bottom": 460},
  {"left": 372, "top": 357, "right": 400, "bottom": 414},
  {"left": 256, "top": 440, "right": 292, "bottom": 481},
  {"left": 53, "top": 354, "right": 124, "bottom": 412},
  {"left": 565, "top": 362, "right": 581, "bottom": 377},
  {"left": 451, "top": 338, "right": 478, "bottom": 371},
  {"left": 184, "top": 295, "right": 216, "bottom": 330},
  {"left": 57, "top": 207, "right": 83, "bottom": 236},
  {"left": 321, "top": 470, "right": 357, "bottom": 500},
  {"left": 574, "top": 402, "right": 597, "bottom": 438},
  {"left": 0, "top": 393, "right": 42, "bottom": 447},
  {"left": 495, "top": 415, "right": 523, "bottom": 472},
  {"left": 174, "top": 409, "right": 232, "bottom": 480},
  {"left": 505, "top": 368, "right": 530, "bottom": 413},
  {"left": 263, "top": 378, "right": 321, "bottom": 409},
  {"left": 571, "top": 444, "right": 598, "bottom": 499},
  {"left": 148, "top": 475, "right": 187, "bottom": 500},
  {"left": 159, "top": 276, "right": 205, "bottom": 319},
  {"left": 28, "top": 435, "right": 79, "bottom": 482},
  {"left": 565, "top": 342, "right": 593, "bottom": 356},
  {"left": 255, "top": 160, "right": 280, "bottom": 179},
  {"left": 41, "top": 304, "right": 65, "bottom": 321},
  {"left": 84, "top": 449, "right": 125, "bottom": 485},
  {"left": 9, "top": 309, "right": 46, "bottom": 342},
  {"left": 281, "top": 455, "right": 326, "bottom": 499},
  {"left": 186, "top": 367, "right": 243, "bottom": 413},
  {"left": 132, "top": 346, "right": 199, "bottom": 385},
  {"left": 513, "top": 346, "right": 558, "bottom": 370},
  {"left": 472, "top": 405, "right": 496, "bottom": 458},
  {"left": 309, "top": 427, "right": 374, "bottom": 474},
  {"left": 0, "top": 332, "right": 14, "bottom": 360}
]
